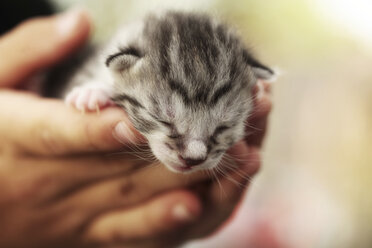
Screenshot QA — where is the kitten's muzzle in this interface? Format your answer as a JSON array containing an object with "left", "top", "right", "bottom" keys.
[{"left": 178, "top": 155, "right": 206, "bottom": 167}]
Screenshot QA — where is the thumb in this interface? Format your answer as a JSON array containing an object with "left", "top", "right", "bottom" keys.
[{"left": 0, "top": 8, "right": 90, "bottom": 87}]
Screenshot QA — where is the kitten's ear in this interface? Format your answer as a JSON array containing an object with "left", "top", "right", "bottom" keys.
[
  {"left": 105, "top": 47, "right": 142, "bottom": 71},
  {"left": 243, "top": 49, "right": 275, "bottom": 81}
]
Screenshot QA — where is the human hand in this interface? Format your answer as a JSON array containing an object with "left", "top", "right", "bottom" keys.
[
  {"left": 0, "top": 9, "right": 208, "bottom": 248},
  {"left": 0, "top": 7, "right": 272, "bottom": 248}
]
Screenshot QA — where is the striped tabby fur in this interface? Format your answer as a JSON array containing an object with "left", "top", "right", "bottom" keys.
[{"left": 49, "top": 11, "right": 274, "bottom": 173}]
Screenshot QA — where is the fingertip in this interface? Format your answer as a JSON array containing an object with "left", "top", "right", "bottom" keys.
[
  {"left": 245, "top": 83, "right": 272, "bottom": 146},
  {"left": 80, "top": 106, "right": 145, "bottom": 151},
  {"left": 113, "top": 118, "right": 146, "bottom": 145},
  {"left": 252, "top": 79, "right": 272, "bottom": 113},
  {"left": 252, "top": 80, "right": 272, "bottom": 96},
  {"left": 38, "top": 104, "right": 139, "bottom": 154},
  {"left": 255, "top": 80, "right": 265, "bottom": 100},
  {"left": 83, "top": 190, "right": 201, "bottom": 244},
  {"left": 167, "top": 191, "right": 202, "bottom": 224},
  {"left": 251, "top": 91, "right": 272, "bottom": 119},
  {"left": 144, "top": 190, "right": 201, "bottom": 235},
  {"left": 0, "top": 8, "right": 92, "bottom": 87},
  {"left": 54, "top": 7, "right": 91, "bottom": 56},
  {"left": 56, "top": 8, "right": 85, "bottom": 38},
  {"left": 83, "top": 107, "right": 136, "bottom": 150},
  {"left": 262, "top": 80, "right": 272, "bottom": 93}
]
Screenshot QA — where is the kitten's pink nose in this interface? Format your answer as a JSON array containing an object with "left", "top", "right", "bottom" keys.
[{"left": 178, "top": 155, "right": 206, "bottom": 167}]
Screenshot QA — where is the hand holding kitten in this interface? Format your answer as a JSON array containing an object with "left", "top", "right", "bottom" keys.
[
  {"left": 0, "top": 8, "right": 271, "bottom": 248},
  {"left": 0, "top": 11, "right": 203, "bottom": 248}
]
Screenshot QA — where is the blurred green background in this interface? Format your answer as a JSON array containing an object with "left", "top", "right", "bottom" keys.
[{"left": 51, "top": 0, "right": 372, "bottom": 247}]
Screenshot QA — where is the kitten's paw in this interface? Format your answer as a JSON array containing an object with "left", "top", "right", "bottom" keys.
[{"left": 65, "top": 86, "right": 114, "bottom": 112}]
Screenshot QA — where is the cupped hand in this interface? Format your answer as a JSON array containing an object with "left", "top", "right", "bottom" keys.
[
  {"left": 0, "top": 9, "right": 206, "bottom": 248},
  {"left": 0, "top": 8, "right": 272, "bottom": 248}
]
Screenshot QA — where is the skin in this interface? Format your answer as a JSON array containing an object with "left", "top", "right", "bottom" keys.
[{"left": 0, "top": 8, "right": 272, "bottom": 248}]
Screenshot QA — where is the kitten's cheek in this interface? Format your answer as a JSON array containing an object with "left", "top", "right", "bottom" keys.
[
  {"left": 208, "top": 157, "right": 223, "bottom": 169},
  {"left": 151, "top": 143, "right": 192, "bottom": 173},
  {"left": 149, "top": 141, "right": 175, "bottom": 165}
]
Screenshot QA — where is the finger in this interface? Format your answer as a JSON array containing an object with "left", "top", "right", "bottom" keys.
[
  {"left": 11, "top": 154, "right": 147, "bottom": 204},
  {"left": 0, "top": 91, "right": 143, "bottom": 155},
  {"left": 83, "top": 190, "right": 201, "bottom": 246},
  {"left": 251, "top": 80, "right": 272, "bottom": 118},
  {"left": 61, "top": 162, "right": 208, "bottom": 219},
  {"left": 246, "top": 80, "right": 272, "bottom": 147},
  {"left": 0, "top": 8, "right": 90, "bottom": 87}
]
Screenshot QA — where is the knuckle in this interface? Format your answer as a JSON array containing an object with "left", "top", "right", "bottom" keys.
[
  {"left": 7, "top": 173, "right": 52, "bottom": 202},
  {"left": 119, "top": 176, "right": 135, "bottom": 198},
  {"left": 33, "top": 122, "right": 63, "bottom": 155},
  {"left": 112, "top": 176, "right": 139, "bottom": 208}
]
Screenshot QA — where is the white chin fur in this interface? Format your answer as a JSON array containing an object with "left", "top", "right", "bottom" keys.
[{"left": 153, "top": 144, "right": 221, "bottom": 174}]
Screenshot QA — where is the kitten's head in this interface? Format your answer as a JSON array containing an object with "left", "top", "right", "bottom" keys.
[{"left": 106, "top": 11, "right": 273, "bottom": 173}]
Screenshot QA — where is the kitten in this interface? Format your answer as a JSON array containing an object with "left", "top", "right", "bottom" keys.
[{"left": 46, "top": 11, "right": 274, "bottom": 173}]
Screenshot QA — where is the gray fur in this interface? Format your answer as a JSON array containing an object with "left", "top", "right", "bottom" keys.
[{"left": 48, "top": 11, "right": 273, "bottom": 173}]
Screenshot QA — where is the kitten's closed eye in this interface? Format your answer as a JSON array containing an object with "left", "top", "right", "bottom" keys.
[
  {"left": 156, "top": 120, "right": 182, "bottom": 139},
  {"left": 158, "top": 120, "right": 173, "bottom": 128},
  {"left": 213, "top": 125, "right": 229, "bottom": 136},
  {"left": 168, "top": 134, "right": 182, "bottom": 139}
]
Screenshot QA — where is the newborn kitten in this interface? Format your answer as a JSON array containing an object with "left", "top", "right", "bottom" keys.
[{"left": 48, "top": 11, "right": 274, "bottom": 173}]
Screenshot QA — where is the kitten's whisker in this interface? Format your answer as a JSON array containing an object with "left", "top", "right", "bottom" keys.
[
  {"left": 114, "top": 149, "right": 155, "bottom": 159},
  {"left": 223, "top": 152, "right": 261, "bottom": 163},
  {"left": 221, "top": 156, "right": 262, "bottom": 190},
  {"left": 243, "top": 120, "right": 262, "bottom": 131},
  {"left": 211, "top": 168, "right": 226, "bottom": 199},
  {"left": 205, "top": 169, "right": 213, "bottom": 180},
  {"left": 217, "top": 165, "right": 246, "bottom": 189}
]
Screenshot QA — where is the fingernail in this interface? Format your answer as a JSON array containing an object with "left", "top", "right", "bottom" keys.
[
  {"left": 172, "top": 204, "right": 195, "bottom": 222},
  {"left": 113, "top": 121, "right": 136, "bottom": 144},
  {"left": 56, "top": 7, "right": 84, "bottom": 37}
]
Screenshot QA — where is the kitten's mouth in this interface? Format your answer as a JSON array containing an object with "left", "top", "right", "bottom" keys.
[
  {"left": 172, "top": 165, "right": 193, "bottom": 173},
  {"left": 166, "top": 159, "right": 212, "bottom": 173},
  {"left": 165, "top": 161, "right": 200, "bottom": 173}
]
